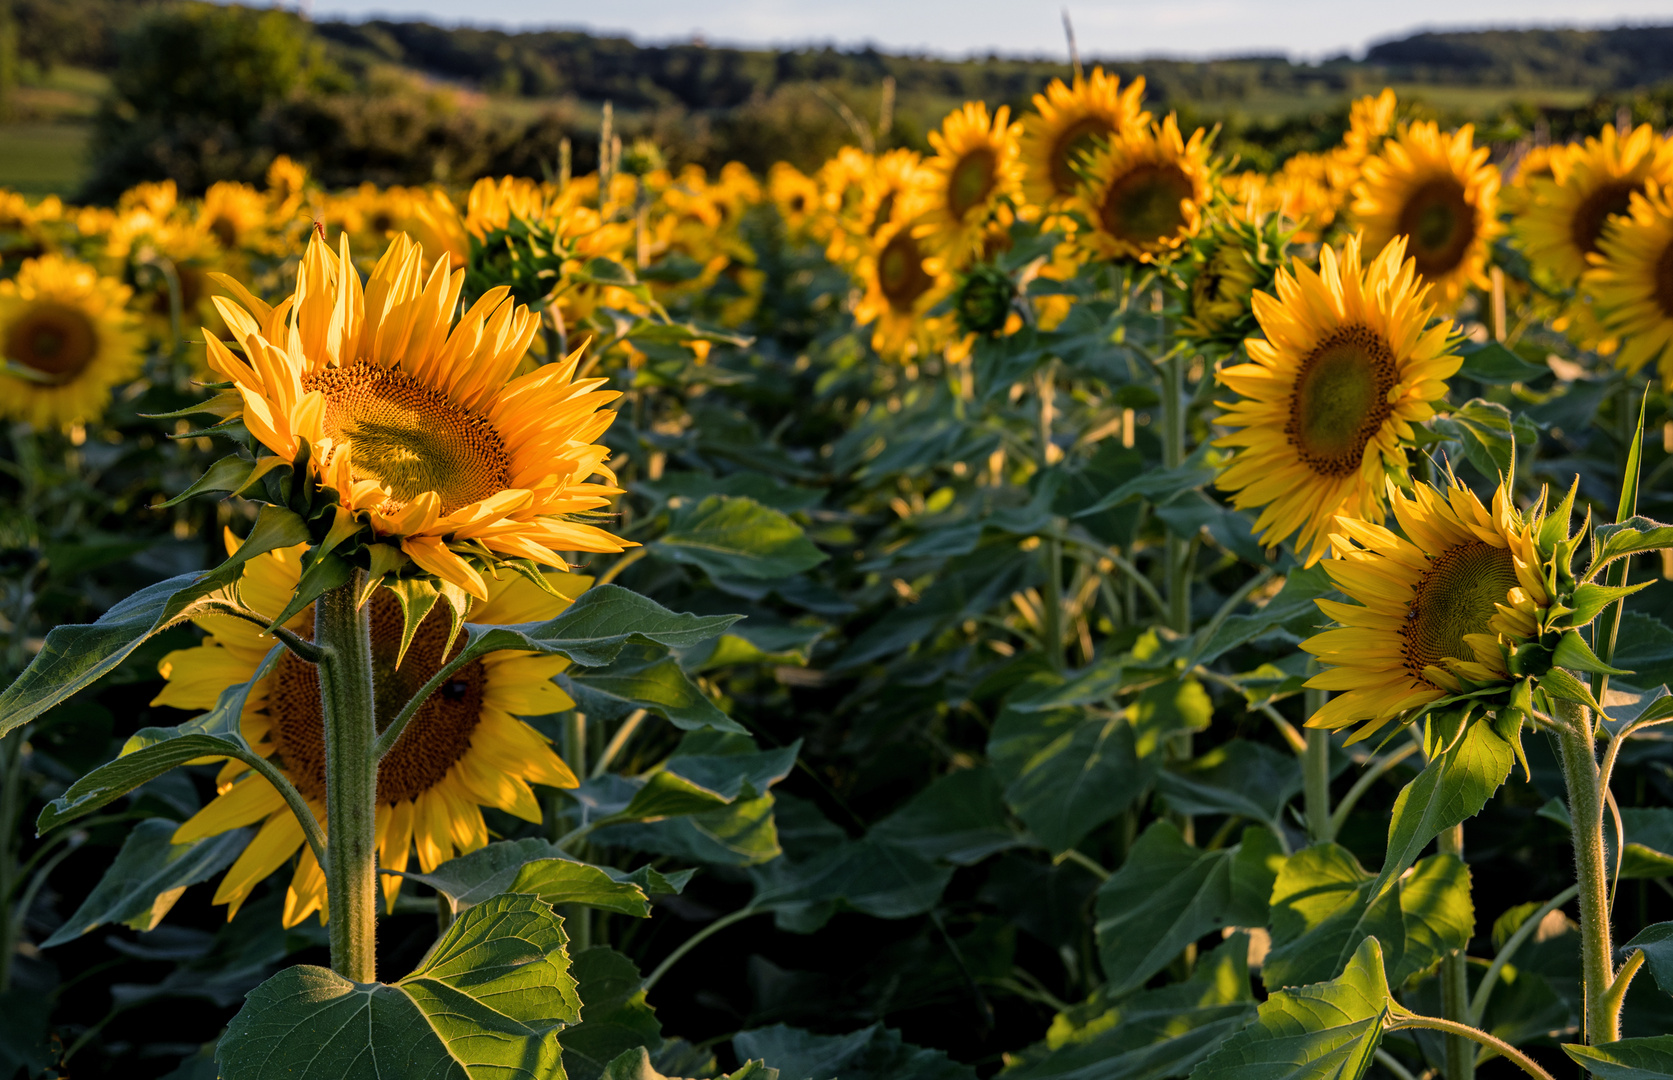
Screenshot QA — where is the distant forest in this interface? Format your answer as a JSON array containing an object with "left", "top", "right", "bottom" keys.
[{"left": 8, "top": 0, "right": 1673, "bottom": 198}]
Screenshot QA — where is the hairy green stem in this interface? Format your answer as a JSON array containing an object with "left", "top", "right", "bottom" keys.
[
  {"left": 1436, "top": 824, "right": 1474, "bottom": 1080},
  {"left": 316, "top": 575, "right": 379, "bottom": 983},
  {"left": 1557, "top": 698, "right": 1618, "bottom": 1046},
  {"left": 1384, "top": 1012, "right": 1556, "bottom": 1080},
  {"left": 1303, "top": 662, "right": 1332, "bottom": 842},
  {"left": 1160, "top": 353, "right": 1189, "bottom": 636}
]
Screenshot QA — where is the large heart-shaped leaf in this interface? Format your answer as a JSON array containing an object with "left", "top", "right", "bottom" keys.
[
  {"left": 1564, "top": 1036, "right": 1673, "bottom": 1079},
  {"left": 1191, "top": 936, "right": 1392, "bottom": 1080},
  {"left": 217, "top": 893, "right": 581, "bottom": 1079},
  {"left": 400, "top": 838, "right": 692, "bottom": 917},
  {"left": 733, "top": 1022, "right": 974, "bottom": 1080},
  {"left": 652, "top": 496, "right": 827, "bottom": 580}
]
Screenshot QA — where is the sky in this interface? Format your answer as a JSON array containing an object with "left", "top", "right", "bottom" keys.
[{"left": 297, "top": 0, "right": 1673, "bottom": 60}]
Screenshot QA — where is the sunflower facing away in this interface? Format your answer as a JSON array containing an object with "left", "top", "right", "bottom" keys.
[
  {"left": 1585, "top": 180, "right": 1673, "bottom": 382},
  {"left": 0, "top": 253, "right": 143, "bottom": 429},
  {"left": 1214, "top": 234, "right": 1463, "bottom": 566},
  {"left": 1515, "top": 123, "right": 1673, "bottom": 288},
  {"left": 157, "top": 537, "right": 584, "bottom": 925},
  {"left": 1352, "top": 121, "right": 1500, "bottom": 313},
  {"left": 1302, "top": 476, "right": 1551, "bottom": 743},
  {"left": 1073, "top": 115, "right": 1212, "bottom": 264},
  {"left": 204, "top": 229, "right": 631, "bottom": 600},
  {"left": 918, "top": 102, "right": 1020, "bottom": 270},
  {"left": 1018, "top": 68, "right": 1150, "bottom": 212},
  {"left": 853, "top": 216, "right": 951, "bottom": 362}
]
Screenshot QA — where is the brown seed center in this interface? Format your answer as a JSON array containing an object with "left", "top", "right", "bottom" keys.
[
  {"left": 1050, "top": 116, "right": 1115, "bottom": 196},
  {"left": 304, "top": 363, "right": 511, "bottom": 516},
  {"left": 265, "top": 592, "right": 488, "bottom": 805},
  {"left": 1571, "top": 179, "right": 1641, "bottom": 257},
  {"left": 948, "top": 147, "right": 998, "bottom": 219},
  {"left": 4, "top": 302, "right": 98, "bottom": 384},
  {"left": 1653, "top": 238, "right": 1673, "bottom": 320},
  {"left": 1098, "top": 163, "right": 1192, "bottom": 249},
  {"left": 1286, "top": 325, "right": 1398, "bottom": 477},
  {"left": 1396, "top": 176, "right": 1476, "bottom": 279},
  {"left": 877, "top": 232, "right": 932, "bottom": 312},
  {"left": 1401, "top": 541, "right": 1518, "bottom": 685}
]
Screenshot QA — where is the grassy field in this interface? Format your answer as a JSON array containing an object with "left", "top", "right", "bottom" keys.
[{"left": 0, "top": 124, "right": 91, "bottom": 197}]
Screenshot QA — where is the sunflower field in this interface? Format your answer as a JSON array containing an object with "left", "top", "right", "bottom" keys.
[{"left": 5, "top": 68, "right": 1673, "bottom": 1080}]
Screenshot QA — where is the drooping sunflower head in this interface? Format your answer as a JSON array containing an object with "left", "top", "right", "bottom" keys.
[
  {"left": 918, "top": 102, "right": 1021, "bottom": 271},
  {"left": 155, "top": 538, "right": 585, "bottom": 925},
  {"left": 1351, "top": 121, "right": 1501, "bottom": 313},
  {"left": 1585, "top": 180, "right": 1673, "bottom": 381},
  {"left": 1176, "top": 212, "right": 1290, "bottom": 351},
  {"left": 0, "top": 253, "right": 143, "bottom": 430},
  {"left": 1303, "top": 475, "right": 1555, "bottom": 743},
  {"left": 1018, "top": 68, "right": 1150, "bottom": 212},
  {"left": 1515, "top": 123, "right": 1673, "bottom": 287},
  {"left": 1213, "top": 233, "right": 1464, "bottom": 565},
  {"left": 1072, "top": 115, "right": 1213, "bottom": 264},
  {"left": 203, "top": 228, "right": 632, "bottom": 600}
]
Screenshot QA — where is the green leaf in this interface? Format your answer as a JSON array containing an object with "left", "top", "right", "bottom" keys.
[
  {"left": 1458, "top": 341, "right": 1549, "bottom": 383},
  {"left": 401, "top": 838, "right": 692, "bottom": 919},
  {"left": 1541, "top": 666, "right": 1609, "bottom": 713},
  {"left": 1564, "top": 1036, "right": 1673, "bottom": 1079},
  {"left": 1072, "top": 443, "right": 1215, "bottom": 518},
  {"left": 1002, "top": 933, "right": 1257, "bottom": 1080},
  {"left": 1191, "top": 936, "right": 1392, "bottom": 1080},
  {"left": 750, "top": 837, "right": 953, "bottom": 932},
  {"left": 1431, "top": 398, "right": 1520, "bottom": 480},
  {"left": 446, "top": 584, "right": 742, "bottom": 670},
  {"left": 733, "top": 1023, "right": 975, "bottom": 1080},
  {"left": 158, "top": 452, "right": 257, "bottom": 507},
  {"left": 0, "top": 504, "right": 309, "bottom": 739},
  {"left": 1621, "top": 922, "right": 1673, "bottom": 997},
  {"left": 1094, "top": 823, "right": 1281, "bottom": 994},
  {"left": 653, "top": 496, "right": 827, "bottom": 580},
  {"left": 37, "top": 653, "right": 275, "bottom": 833},
  {"left": 43, "top": 819, "right": 250, "bottom": 946},
  {"left": 1371, "top": 719, "right": 1513, "bottom": 902},
  {"left": 989, "top": 703, "right": 1152, "bottom": 854},
  {"left": 1156, "top": 739, "right": 1302, "bottom": 833},
  {"left": 597, "top": 794, "right": 782, "bottom": 867},
  {"left": 1187, "top": 566, "right": 1335, "bottom": 667},
  {"left": 600, "top": 1047, "right": 779, "bottom": 1080},
  {"left": 559, "top": 948, "right": 664, "bottom": 1080},
  {"left": 1591, "top": 516, "right": 1673, "bottom": 577},
  {"left": 217, "top": 893, "right": 581, "bottom": 1079},
  {"left": 868, "top": 766, "right": 1025, "bottom": 865},
  {"left": 1553, "top": 629, "right": 1630, "bottom": 675},
  {"left": 1263, "top": 846, "right": 1472, "bottom": 989},
  {"left": 1538, "top": 801, "right": 1673, "bottom": 878},
  {"left": 564, "top": 654, "right": 744, "bottom": 734}
]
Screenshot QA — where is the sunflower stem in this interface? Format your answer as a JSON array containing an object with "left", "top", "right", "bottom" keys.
[
  {"left": 316, "top": 574, "right": 380, "bottom": 984},
  {"left": 1304, "top": 726, "right": 1333, "bottom": 843},
  {"left": 1556, "top": 697, "right": 1618, "bottom": 1047},
  {"left": 1436, "top": 823, "right": 1475, "bottom": 1080}
]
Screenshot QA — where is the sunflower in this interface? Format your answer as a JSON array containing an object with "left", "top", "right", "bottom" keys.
[
  {"left": 0, "top": 189, "right": 62, "bottom": 265},
  {"left": 1584, "top": 180, "right": 1673, "bottom": 381},
  {"left": 1072, "top": 115, "right": 1212, "bottom": 264},
  {"left": 1514, "top": 123, "right": 1673, "bottom": 288},
  {"left": 1303, "top": 476, "right": 1551, "bottom": 742},
  {"left": 917, "top": 102, "right": 1020, "bottom": 270},
  {"left": 827, "top": 149, "right": 930, "bottom": 270},
  {"left": 0, "top": 253, "right": 143, "bottom": 429},
  {"left": 853, "top": 216, "right": 952, "bottom": 362},
  {"left": 1214, "top": 234, "right": 1462, "bottom": 566},
  {"left": 1018, "top": 68, "right": 1149, "bottom": 212},
  {"left": 768, "top": 162, "right": 822, "bottom": 240},
  {"left": 1338, "top": 89, "right": 1398, "bottom": 164},
  {"left": 204, "top": 229, "right": 631, "bottom": 600},
  {"left": 199, "top": 181, "right": 274, "bottom": 256},
  {"left": 157, "top": 537, "right": 584, "bottom": 925},
  {"left": 1499, "top": 143, "right": 1561, "bottom": 219},
  {"left": 1351, "top": 121, "right": 1500, "bottom": 313}
]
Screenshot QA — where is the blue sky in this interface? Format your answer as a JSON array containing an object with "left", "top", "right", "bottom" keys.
[{"left": 298, "top": 0, "right": 1673, "bottom": 60}]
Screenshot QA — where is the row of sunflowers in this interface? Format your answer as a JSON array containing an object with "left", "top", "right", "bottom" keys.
[{"left": 4, "top": 65, "right": 1673, "bottom": 1080}]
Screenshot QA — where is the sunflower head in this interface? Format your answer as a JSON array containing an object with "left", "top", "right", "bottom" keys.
[
  {"left": 853, "top": 216, "right": 953, "bottom": 362},
  {"left": 156, "top": 539, "right": 585, "bottom": 925},
  {"left": 0, "top": 253, "right": 143, "bottom": 430},
  {"left": 918, "top": 102, "right": 1021, "bottom": 270},
  {"left": 1351, "top": 121, "right": 1501, "bottom": 313},
  {"left": 1340, "top": 89, "right": 1399, "bottom": 162},
  {"left": 1213, "top": 233, "right": 1463, "bottom": 565},
  {"left": 1072, "top": 115, "right": 1213, "bottom": 264},
  {"left": 198, "top": 228, "right": 632, "bottom": 603},
  {"left": 1584, "top": 179, "right": 1673, "bottom": 382},
  {"left": 1515, "top": 122, "right": 1673, "bottom": 288},
  {"left": 1019, "top": 68, "right": 1150, "bottom": 212}
]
